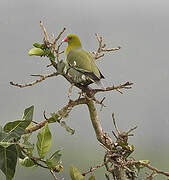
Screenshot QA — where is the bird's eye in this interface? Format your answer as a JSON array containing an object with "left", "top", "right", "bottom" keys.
[{"left": 68, "top": 37, "right": 72, "bottom": 40}]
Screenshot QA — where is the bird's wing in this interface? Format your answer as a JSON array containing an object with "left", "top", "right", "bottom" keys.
[{"left": 67, "top": 49, "right": 101, "bottom": 81}]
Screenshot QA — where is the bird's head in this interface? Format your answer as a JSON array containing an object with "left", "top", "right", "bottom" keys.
[{"left": 63, "top": 34, "right": 82, "bottom": 48}]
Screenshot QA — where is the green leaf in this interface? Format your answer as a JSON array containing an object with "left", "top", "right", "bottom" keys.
[
  {"left": 49, "top": 150, "right": 61, "bottom": 162},
  {"left": 22, "top": 106, "right": 34, "bottom": 122},
  {"left": 46, "top": 150, "right": 62, "bottom": 169},
  {"left": 60, "top": 121, "right": 75, "bottom": 135},
  {"left": 46, "top": 159, "right": 63, "bottom": 173},
  {"left": 0, "top": 130, "right": 8, "bottom": 142},
  {"left": 33, "top": 43, "right": 44, "bottom": 48},
  {"left": 70, "top": 165, "right": 84, "bottom": 180},
  {"left": 19, "top": 157, "right": 35, "bottom": 167},
  {"left": 16, "top": 145, "right": 25, "bottom": 159},
  {"left": 36, "top": 123, "right": 52, "bottom": 158},
  {"left": 2, "top": 106, "right": 34, "bottom": 142},
  {"left": 0, "top": 144, "right": 18, "bottom": 180},
  {"left": 43, "top": 48, "right": 55, "bottom": 61},
  {"left": 48, "top": 113, "right": 60, "bottom": 123},
  {"left": 28, "top": 48, "right": 44, "bottom": 56},
  {"left": 57, "top": 60, "right": 65, "bottom": 74},
  {"left": 0, "top": 142, "right": 14, "bottom": 148},
  {"left": 49, "top": 107, "right": 70, "bottom": 123},
  {"left": 88, "top": 176, "right": 96, "bottom": 180}
]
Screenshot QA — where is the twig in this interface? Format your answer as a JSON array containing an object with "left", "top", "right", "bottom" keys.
[
  {"left": 125, "top": 161, "right": 169, "bottom": 177},
  {"left": 40, "top": 21, "right": 49, "bottom": 45},
  {"left": 18, "top": 142, "right": 63, "bottom": 180},
  {"left": 62, "top": 72, "right": 133, "bottom": 98},
  {"left": 32, "top": 120, "right": 38, "bottom": 124},
  {"left": 54, "top": 28, "right": 66, "bottom": 62},
  {"left": 17, "top": 143, "right": 48, "bottom": 169},
  {"left": 105, "top": 173, "right": 110, "bottom": 180},
  {"left": 92, "top": 33, "right": 121, "bottom": 60},
  {"left": 112, "top": 113, "right": 120, "bottom": 135},
  {"left": 55, "top": 41, "right": 64, "bottom": 62},
  {"left": 24, "top": 119, "right": 48, "bottom": 134},
  {"left": 126, "top": 126, "right": 137, "bottom": 135},
  {"left": 50, "top": 169, "right": 61, "bottom": 180},
  {"left": 93, "top": 82, "right": 133, "bottom": 95},
  {"left": 82, "top": 162, "right": 107, "bottom": 176},
  {"left": 24, "top": 98, "right": 87, "bottom": 134},
  {"left": 54, "top": 27, "right": 66, "bottom": 45},
  {"left": 144, "top": 172, "right": 156, "bottom": 180},
  {"left": 10, "top": 72, "right": 58, "bottom": 88},
  {"left": 102, "top": 46, "right": 121, "bottom": 52},
  {"left": 68, "top": 83, "right": 74, "bottom": 98}
]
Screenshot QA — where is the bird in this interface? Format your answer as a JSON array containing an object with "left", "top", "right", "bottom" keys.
[{"left": 63, "top": 34, "right": 105, "bottom": 88}]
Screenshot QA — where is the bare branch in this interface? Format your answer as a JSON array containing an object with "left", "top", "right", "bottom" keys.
[
  {"left": 82, "top": 162, "right": 107, "bottom": 176},
  {"left": 125, "top": 161, "right": 169, "bottom": 177},
  {"left": 68, "top": 83, "right": 74, "bottom": 98},
  {"left": 24, "top": 119, "right": 48, "bottom": 134},
  {"left": 87, "top": 99, "right": 113, "bottom": 150},
  {"left": 10, "top": 72, "right": 58, "bottom": 88},
  {"left": 24, "top": 98, "right": 87, "bottom": 134},
  {"left": 54, "top": 27, "right": 66, "bottom": 45},
  {"left": 52, "top": 27, "right": 66, "bottom": 62},
  {"left": 102, "top": 46, "right": 121, "bottom": 52},
  {"left": 40, "top": 21, "right": 49, "bottom": 45},
  {"left": 126, "top": 126, "right": 137, "bottom": 135},
  {"left": 92, "top": 33, "right": 121, "bottom": 60},
  {"left": 50, "top": 169, "right": 62, "bottom": 180},
  {"left": 112, "top": 113, "right": 120, "bottom": 135},
  {"left": 93, "top": 81, "right": 133, "bottom": 95}
]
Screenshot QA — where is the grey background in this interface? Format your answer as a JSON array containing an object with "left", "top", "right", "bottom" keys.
[{"left": 0, "top": 0, "right": 169, "bottom": 179}]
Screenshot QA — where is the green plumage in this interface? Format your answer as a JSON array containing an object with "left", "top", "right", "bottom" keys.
[{"left": 64, "top": 34, "right": 104, "bottom": 86}]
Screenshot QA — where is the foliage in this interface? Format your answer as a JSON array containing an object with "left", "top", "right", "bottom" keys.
[{"left": 0, "top": 106, "right": 63, "bottom": 180}]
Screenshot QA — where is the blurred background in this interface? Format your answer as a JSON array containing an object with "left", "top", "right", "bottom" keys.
[{"left": 0, "top": 0, "right": 169, "bottom": 179}]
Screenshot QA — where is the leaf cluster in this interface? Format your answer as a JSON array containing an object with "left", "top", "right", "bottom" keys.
[{"left": 0, "top": 106, "right": 63, "bottom": 180}]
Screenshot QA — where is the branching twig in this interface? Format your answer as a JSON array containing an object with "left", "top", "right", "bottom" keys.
[
  {"left": 82, "top": 162, "right": 107, "bottom": 176},
  {"left": 17, "top": 143, "right": 48, "bottom": 169},
  {"left": 50, "top": 169, "right": 62, "bottom": 180},
  {"left": 93, "top": 81, "right": 133, "bottom": 95},
  {"left": 125, "top": 161, "right": 169, "bottom": 177},
  {"left": 10, "top": 72, "right": 58, "bottom": 88},
  {"left": 126, "top": 126, "right": 137, "bottom": 136},
  {"left": 54, "top": 27, "right": 66, "bottom": 45},
  {"left": 92, "top": 33, "right": 121, "bottom": 60},
  {"left": 54, "top": 27, "right": 66, "bottom": 62},
  {"left": 24, "top": 98, "right": 87, "bottom": 134}
]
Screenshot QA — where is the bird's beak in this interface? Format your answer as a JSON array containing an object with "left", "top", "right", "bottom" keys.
[{"left": 62, "top": 37, "right": 68, "bottom": 43}]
